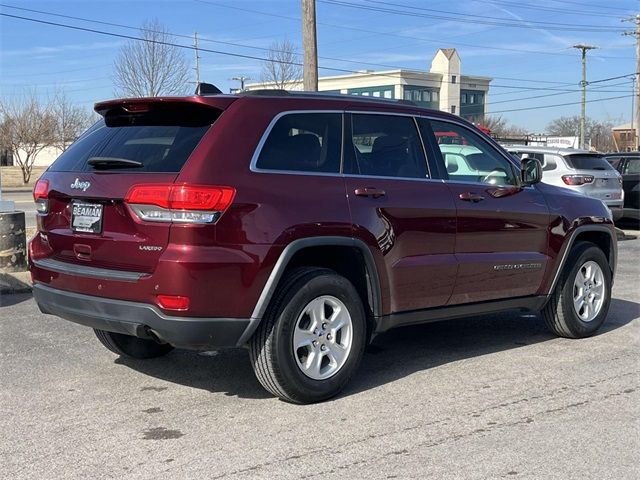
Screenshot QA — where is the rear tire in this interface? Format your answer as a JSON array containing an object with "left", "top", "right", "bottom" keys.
[
  {"left": 249, "top": 267, "right": 367, "bottom": 404},
  {"left": 94, "top": 329, "right": 174, "bottom": 359},
  {"left": 542, "top": 242, "right": 612, "bottom": 339}
]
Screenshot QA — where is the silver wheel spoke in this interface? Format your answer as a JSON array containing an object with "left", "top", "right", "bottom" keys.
[
  {"left": 328, "top": 343, "right": 347, "bottom": 366},
  {"left": 572, "top": 260, "right": 606, "bottom": 323},
  {"left": 293, "top": 295, "right": 354, "bottom": 380}
]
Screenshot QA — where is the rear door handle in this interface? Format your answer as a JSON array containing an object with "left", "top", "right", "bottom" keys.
[
  {"left": 459, "top": 192, "right": 485, "bottom": 202},
  {"left": 355, "top": 187, "right": 386, "bottom": 199}
]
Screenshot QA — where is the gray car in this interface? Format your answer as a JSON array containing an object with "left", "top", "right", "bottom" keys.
[{"left": 508, "top": 146, "right": 624, "bottom": 220}]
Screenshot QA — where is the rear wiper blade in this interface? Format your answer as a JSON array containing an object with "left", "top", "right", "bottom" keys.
[{"left": 87, "top": 157, "right": 143, "bottom": 168}]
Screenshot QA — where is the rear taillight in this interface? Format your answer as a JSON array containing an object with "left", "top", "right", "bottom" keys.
[
  {"left": 33, "top": 179, "right": 49, "bottom": 214},
  {"left": 124, "top": 184, "right": 236, "bottom": 224},
  {"left": 562, "top": 174, "right": 594, "bottom": 186},
  {"left": 156, "top": 294, "right": 190, "bottom": 311}
]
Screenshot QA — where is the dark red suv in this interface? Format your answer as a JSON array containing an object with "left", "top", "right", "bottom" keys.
[{"left": 29, "top": 91, "right": 617, "bottom": 403}]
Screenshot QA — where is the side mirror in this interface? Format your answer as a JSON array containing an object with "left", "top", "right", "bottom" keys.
[{"left": 521, "top": 158, "right": 542, "bottom": 186}]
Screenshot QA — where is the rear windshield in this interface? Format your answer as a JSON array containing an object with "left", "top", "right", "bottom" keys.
[
  {"left": 49, "top": 104, "right": 220, "bottom": 173},
  {"left": 563, "top": 154, "right": 614, "bottom": 171}
]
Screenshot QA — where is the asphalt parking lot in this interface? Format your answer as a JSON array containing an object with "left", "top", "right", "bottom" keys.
[{"left": 1, "top": 240, "right": 638, "bottom": 480}]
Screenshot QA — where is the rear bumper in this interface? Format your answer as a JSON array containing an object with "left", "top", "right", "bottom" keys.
[{"left": 32, "top": 283, "right": 252, "bottom": 349}]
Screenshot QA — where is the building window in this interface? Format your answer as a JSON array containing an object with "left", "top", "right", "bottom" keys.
[
  {"left": 432, "top": 91, "right": 439, "bottom": 102},
  {"left": 451, "top": 105, "right": 456, "bottom": 114},
  {"left": 452, "top": 75, "right": 457, "bottom": 84},
  {"left": 461, "top": 93, "right": 467, "bottom": 104}
]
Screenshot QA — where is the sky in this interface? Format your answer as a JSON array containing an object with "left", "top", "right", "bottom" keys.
[{"left": 0, "top": 0, "right": 638, "bottom": 132}]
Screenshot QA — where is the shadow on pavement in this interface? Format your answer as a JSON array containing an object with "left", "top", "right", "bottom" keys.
[
  {"left": 115, "top": 297, "right": 639, "bottom": 402},
  {"left": 0, "top": 292, "right": 33, "bottom": 308}
]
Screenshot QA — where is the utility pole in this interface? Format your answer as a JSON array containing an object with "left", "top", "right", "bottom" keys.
[
  {"left": 301, "top": 0, "right": 318, "bottom": 91},
  {"left": 573, "top": 44, "right": 597, "bottom": 150},
  {"left": 632, "top": 77, "right": 636, "bottom": 150},
  {"left": 193, "top": 32, "right": 201, "bottom": 85},
  {"left": 231, "top": 76, "right": 251, "bottom": 92},
  {"left": 623, "top": 15, "right": 640, "bottom": 150}
]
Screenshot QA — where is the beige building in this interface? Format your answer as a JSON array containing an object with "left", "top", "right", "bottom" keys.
[
  {"left": 245, "top": 48, "right": 492, "bottom": 120},
  {"left": 612, "top": 123, "right": 637, "bottom": 152}
]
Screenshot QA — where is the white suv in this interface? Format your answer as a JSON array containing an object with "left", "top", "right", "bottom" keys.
[{"left": 508, "top": 146, "right": 624, "bottom": 220}]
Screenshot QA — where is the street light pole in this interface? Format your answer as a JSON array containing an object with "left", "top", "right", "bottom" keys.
[
  {"left": 231, "top": 76, "right": 250, "bottom": 91},
  {"left": 573, "top": 44, "right": 597, "bottom": 150}
]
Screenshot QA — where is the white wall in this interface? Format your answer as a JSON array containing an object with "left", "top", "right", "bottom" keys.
[{"left": 16, "top": 146, "right": 62, "bottom": 167}]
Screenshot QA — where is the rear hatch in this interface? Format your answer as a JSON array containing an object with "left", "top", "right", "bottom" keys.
[
  {"left": 37, "top": 99, "right": 226, "bottom": 273},
  {"left": 563, "top": 153, "right": 622, "bottom": 202}
]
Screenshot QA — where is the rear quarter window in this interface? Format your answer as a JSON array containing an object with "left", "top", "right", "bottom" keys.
[
  {"left": 49, "top": 104, "right": 220, "bottom": 173},
  {"left": 255, "top": 113, "right": 342, "bottom": 173}
]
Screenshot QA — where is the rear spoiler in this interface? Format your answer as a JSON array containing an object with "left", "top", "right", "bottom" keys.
[{"left": 94, "top": 95, "right": 236, "bottom": 117}]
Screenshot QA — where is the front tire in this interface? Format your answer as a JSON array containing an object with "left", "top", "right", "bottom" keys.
[
  {"left": 542, "top": 242, "right": 612, "bottom": 338},
  {"left": 94, "top": 329, "right": 174, "bottom": 359},
  {"left": 249, "top": 267, "right": 367, "bottom": 404}
]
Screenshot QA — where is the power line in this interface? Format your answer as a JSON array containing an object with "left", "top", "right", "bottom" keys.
[
  {"left": 0, "top": 7, "right": 636, "bottom": 112},
  {"left": 488, "top": 94, "right": 633, "bottom": 114},
  {"left": 0, "top": 2, "right": 585, "bottom": 85},
  {"left": 467, "top": 0, "right": 626, "bottom": 19},
  {"left": 194, "top": 0, "right": 629, "bottom": 60},
  {"left": 363, "top": 0, "right": 627, "bottom": 27},
  {"left": 319, "top": 0, "right": 627, "bottom": 33},
  {"left": 1, "top": 10, "right": 620, "bottom": 95},
  {"left": 545, "top": 0, "right": 635, "bottom": 14}
]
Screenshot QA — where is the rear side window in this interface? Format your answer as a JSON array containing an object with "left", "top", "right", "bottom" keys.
[
  {"left": 563, "top": 154, "right": 614, "bottom": 171},
  {"left": 347, "top": 114, "right": 428, "bottom": 179},
  {"left": 623, "top": 158, "right": 640, "bottom": 174},
  {"left": 256, "top": 113, "right": 342, "bottom": 173},
  {"left": 50, "top": 104, "right": 220, "bottom": 173}
]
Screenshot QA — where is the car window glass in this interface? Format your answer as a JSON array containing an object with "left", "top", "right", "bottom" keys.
[
  {"left": 429, "top": 120, "right": 517, "bottom": 185},
  {"left": 563, "top": 154, "right": 614, "bottom": 171},
  {"left": 349, "top": 114, "right": 428, "bottom": 179},
  {"left": 542, "top": 154, "right": 557, "bottom": 171},
  {"left": 623, "top": 158, "right": 640, "bottom": 174},
  {"left": 50, "top": 108, "right": 218, "bottom": 173},
  {"left": 256, "top": 113, "right": 341, "bottom": 173}
]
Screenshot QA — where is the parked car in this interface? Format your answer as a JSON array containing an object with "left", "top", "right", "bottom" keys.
[
  {"left": 29, "top": 90, "right": 617, "bottom": 403},
  {"left": 508, "top": 146, "right": 624, "bottom": 221},
  {"left": 604, "top": 152, "right": 639, "bottom": 223}
]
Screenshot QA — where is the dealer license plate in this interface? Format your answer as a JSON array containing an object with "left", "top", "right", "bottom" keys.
[{"left": 71, "top": 201, "right": 103, "bottom": 234}]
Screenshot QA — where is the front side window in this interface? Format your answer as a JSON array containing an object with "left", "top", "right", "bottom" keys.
[
  {"left": 429, "top": 120, "right": 518, "bottom": 185},
  {"left": 256, "top": 113, "right": 341, "bottom": 173},
  {"left": 348, "top": 114, "right": 429, "bottom": 179}
]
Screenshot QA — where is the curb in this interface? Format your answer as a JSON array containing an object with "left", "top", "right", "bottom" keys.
[{"left": 0, "top": 271, "right": 32, "bottom": 294}]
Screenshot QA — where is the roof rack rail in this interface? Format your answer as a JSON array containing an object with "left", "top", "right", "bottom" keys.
[
  {"left": 238, "top": 89, "right": 290, "bottom": 96},
  {"left": 238, "top": 89, "right": 417, "bottom": 106},
  {"left": 195, "top": 82, "right": 222, "bottom": 95}
]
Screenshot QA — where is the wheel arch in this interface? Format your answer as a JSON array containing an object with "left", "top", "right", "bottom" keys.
[
  {"left": 546, "top": 225, "right": 617, "bottom": 296},
  {"left": 237, "top": 237, "right": 382, "bottom": 345}
]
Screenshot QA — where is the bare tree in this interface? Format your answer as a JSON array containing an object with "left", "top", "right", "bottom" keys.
[
  {"left": 0, "top": 94, "right": 56, "bottom": 184},
  {"left": 52, "top": 90, "right": 94, "bottom": 152},
  {"left": 547, "top": 115, "right": 615, "bottom": 151},
  {"left": 113, "top": 19, "right": 190, "bottom": 97},
  {"left": 261, "top": 39, "right": 302, "bottom": 90},
  {"left": 473, "top": 115, "right": 527, "bottom": 137}
]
